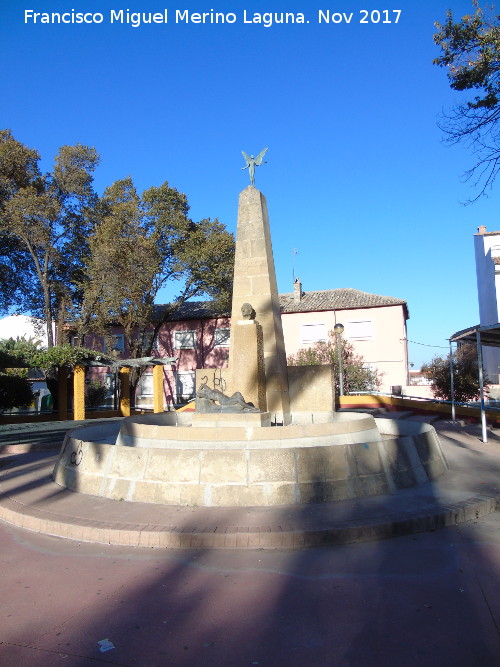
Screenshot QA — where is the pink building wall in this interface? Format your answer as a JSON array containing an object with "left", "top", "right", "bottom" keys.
[
  {"left": 157, "top": 318, "right": 230, "bottom": 370},
  {"left": 81, "top": 318, "right": 231, "bottom": 410},
  {"left": 80, "top": 305, "right": 408, "bottom": 408},
  {"left": 154, "top": 318, "right": 230, "bottom": 408}
]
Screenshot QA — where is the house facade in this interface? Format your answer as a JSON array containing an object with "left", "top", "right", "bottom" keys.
[
  {"left": 474, "top": 225, "right": 500, "bottom": 383},
  {"left": 72, "top": 303, "right": 231, "bottom": 410},
  {"left": 147, "top": 303, "right": 230, "bottom": 408},
  {"left": 79, "top": 283, "right": 409, "bottom": 409},
  {"left": 280, "top": 282, "right": 408, "bottom": 393}
]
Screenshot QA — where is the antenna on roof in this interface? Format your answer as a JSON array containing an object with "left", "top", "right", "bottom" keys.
[{"left": 292, "top": 248, "right": 298, "bottom": 282}]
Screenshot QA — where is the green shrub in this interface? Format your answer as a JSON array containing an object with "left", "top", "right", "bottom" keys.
[
  {"left": 0, "top": 374, "right": 35, "bottom": 413},
  {"left": 85, "top": 379, "right": 108, "bottom": 408},
  {"left": 287, "top": 332, "right": 381, "bottom": 394},
  {"left": 421, "top": 343, "right": 486, "bottom": 403}
]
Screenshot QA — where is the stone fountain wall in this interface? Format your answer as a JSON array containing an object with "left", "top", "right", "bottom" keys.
[{"left": 53, "top": 415, "right": 447, "bottom": 507}]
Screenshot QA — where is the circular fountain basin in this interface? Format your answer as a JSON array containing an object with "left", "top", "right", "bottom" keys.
[{"left": 53, "top": 412, "right": 448, "bottom": 507}]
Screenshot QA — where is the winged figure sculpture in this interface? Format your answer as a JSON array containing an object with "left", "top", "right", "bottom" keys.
[{"left": 241, "top": 148, "right": 268, "bottom": 186}]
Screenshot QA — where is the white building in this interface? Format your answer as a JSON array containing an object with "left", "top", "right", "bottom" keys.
[
  {"left": 0, "top": 314, "right": 50, "bottom": 347},
  {"left": 474, "top": 225, "right": 500, "bottom": 383}
]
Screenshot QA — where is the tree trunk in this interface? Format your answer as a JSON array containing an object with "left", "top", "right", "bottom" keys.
[{"left": 44, "top": 285, "right": 54, "bottom": 347}]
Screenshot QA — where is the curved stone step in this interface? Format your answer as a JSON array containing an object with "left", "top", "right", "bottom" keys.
[{"left": 0, "top": 453, "right": 498, "bottom": 550}]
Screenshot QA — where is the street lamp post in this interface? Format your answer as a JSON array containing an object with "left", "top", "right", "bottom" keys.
[{"left": 334, "top": 323, "right": 344, "bottom": 397}]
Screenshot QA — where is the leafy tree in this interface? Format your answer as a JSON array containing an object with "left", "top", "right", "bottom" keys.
[
  {"left": 85, "top": 379, "right": 108, "bottom": 409},
  {"left": 32, "top": 344, "right": 113, "bottom": 412},
  {"left": 0, "top": 374, "right": 35, "bottom": 413},
  {"left": 0, "top": 336, "right": 113, "bottom": 412},
  {"left": 287, "top": 331, "right": 381, "bottom": 394},
  {"left": 434, "top": 1, "right": 500, "bottom": 198},
  {"left": 0, "top": 130, "right": 100, "bottom": 345},
  {"left": 0, "top": 336, "right": 43, "bottom": 378},
  {"left": 77, "top": 178, "right": 161, "bottom": 354},
  {"left": 76, "top": 177, "right": 234, "bottom": 394},
  {"left": 31, "top": 344, "right": 111, "bottom": 370},
  {"left": 0, "top": 233, "right": 32, "bottom": 314},
  {"left": 0, "top": 337, "right": 37, "bottom": 413},
  {"left": 0, "top": 336, "right": 110, "bottom": 369},
  {"left": 0, "top": 131, "right": 234, "bottom": 379},
  {"left": 421, "top": 343, "right": 486, "bottom": 402}
]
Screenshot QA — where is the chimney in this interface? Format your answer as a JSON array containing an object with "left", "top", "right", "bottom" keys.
[
  {"left": 293, "top": 277, "right": 302, "bottom": 303},
  {"left": 478, "top": 225, "right": 487, "bottom": 234}
]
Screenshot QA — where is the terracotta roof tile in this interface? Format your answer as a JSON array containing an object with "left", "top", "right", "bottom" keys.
[
  {"left": 154, "top": 301, "right": 229, "bottom": 321},
  {"left": 279, "top": 288, "right": 408, "bottom": 316},
  {"left": 155, "top": 288, "right": 408, "bottom": 321}
]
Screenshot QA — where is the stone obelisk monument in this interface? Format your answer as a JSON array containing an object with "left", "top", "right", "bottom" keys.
[{"left": 228, "top": 185, "right": 291, "bottom": 424}]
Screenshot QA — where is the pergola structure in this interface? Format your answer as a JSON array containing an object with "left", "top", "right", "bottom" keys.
[
  {"left": 450, "top": 323, "right": 500, "bottom": 442},
  {"left": 56, "top": 357, "right": 175, "bottom": 421}
]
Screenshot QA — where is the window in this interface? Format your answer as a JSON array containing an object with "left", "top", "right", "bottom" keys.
[
  {"left": 70, "top": 336, "right": 80, "bottom": 347},
  {"left": 344, "top": 320, "right": 375, "bottom": 341},
  {"left": 141, "top": 331, "right": 159, "bottom": 352},
  {"left": 174, "top": 330, "right": 196, "bottom": 349},
  {"left": 301, "top": 323, "right": 327, "bottom": 345},
  {"left": 104, "top": 334, "right": 125, "bottom": 353},
  {"left": 214, "top": 328, "right": 230, "bottom": 347},
  {"left": 176, "top": 371, "right": 196, "bottom": 403},
  {"left": 138, "top": 372, "right": 154, "bottom": 396},
  {"left": 104, "top": 373, "right": 115, "bottom": 406}
]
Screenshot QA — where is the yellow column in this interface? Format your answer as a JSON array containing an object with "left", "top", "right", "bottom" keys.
[
  {"left": 73, "top": 364, "right": 85, "bottom": 421},
  {"left": 153, "top": 364, "right": 164, "bottom": 413},
  {"left": 58, "top": 366, "right": 68, "bottom": 420},
  {"left": 119, "top": 367, "right": 131, "bottom": 416}
]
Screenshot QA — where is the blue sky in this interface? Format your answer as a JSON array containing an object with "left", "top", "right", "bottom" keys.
[{"left": 1, "top": 0, "right": 497, "bottom": 367}]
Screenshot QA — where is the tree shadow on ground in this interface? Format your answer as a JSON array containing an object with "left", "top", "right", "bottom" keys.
[
  {"left": 1, "top": 514, "right": 499, "bottom": 666},
  {"left": 1, "top": 425, "right": 500, "bottom": 665},
  {"left": 1, "top": 404, "right": 500, "bottom": 665}
]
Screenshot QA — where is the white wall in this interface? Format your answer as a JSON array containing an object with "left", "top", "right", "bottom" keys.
[
  {"left": 281, "top": 305, "right": 408, "bottom": 393},
  {"left": 474, "top": 231, "right": 500, "bottom": 324},
  {"left": 474, "top": 228, "right": 500, "bottom": 382}
]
